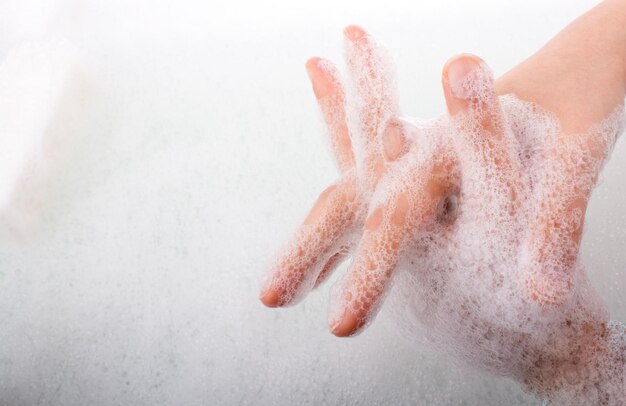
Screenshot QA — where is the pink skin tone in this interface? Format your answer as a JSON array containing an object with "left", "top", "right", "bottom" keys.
[
  {"left": 260, "top": 0, "right": 626, "bottom": 400},
  {"left": 262, "top": 0, "right": 626, "bottom": 335},
  {"left": 260, "top": 26, "right": 451, "bottom": 336}
]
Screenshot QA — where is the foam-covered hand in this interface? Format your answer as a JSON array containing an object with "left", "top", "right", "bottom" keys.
[
  {"left": 260, "top": 26, "right": 625, "bottom": 404},
  {"left": 389, "top": 54, "right": 624, "bottom": 402}
]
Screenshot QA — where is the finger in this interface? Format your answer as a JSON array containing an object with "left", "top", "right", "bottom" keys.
[
  {"left": 443, "top": 54, "right": 502, "bottom": 137},
  {"left": 260, "top": 175, "right": 358, "bottom": 307},
  {"left": 524, "top": 123, "right": 619, "bottom": 304},
  {"left": 330, "top": 164, "right": 448, "bottom": 337},
  {"left": 310, "top": 117, "right": 413, "bottom": 293},
  {"left": 306, "top": 57, "right": 355, "bottom": 172},
  {"left": 344, "top": 25, "right": 400, "bottom": 181},
  {"left": 442, "top": 54, "right": 521, "bottom": 201}
]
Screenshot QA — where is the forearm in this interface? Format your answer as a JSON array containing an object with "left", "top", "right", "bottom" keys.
[
  {"left": 544, "top": 0, "right": 626, "bottom": 88},
  {"left": 496, "top": 0, "right": 626, "bottom": 133}
]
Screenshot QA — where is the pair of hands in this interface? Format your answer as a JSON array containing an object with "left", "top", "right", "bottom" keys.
[{"left": 260, "top": 22, "right": 624, "bottom": 401}]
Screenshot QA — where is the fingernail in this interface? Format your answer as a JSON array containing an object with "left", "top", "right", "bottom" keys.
[
  {"left": 344, "top": 25, "right": 366, "bottom": 41},
  {"left": 305, "top": 57, "right": 321, "bottom": 76},
  {"left": 447, "top": 59, "right": 476, "bottom": 100},
  {"left": 305, "top": 57, "right": 330, "bottom": 99},
  {"left": 259, "top": 288, "right": 282, "bottom": 308},
  {"left": 330, "top": 309, "right": 358, "bottom": 337},
  {"left": 330, "top": 313, "right": 342, "bottom": 331}
]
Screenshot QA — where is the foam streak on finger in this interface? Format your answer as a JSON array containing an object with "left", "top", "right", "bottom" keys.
[
  {"left": 260, "top": 175, "right": 358, "bottom": 307},
  {"left": 306, "top": 57, "right": 355, "bottom": 173},
  {"left": 525, "top": 115, "right": 623, "bottom": 304},
  {"left": 442, "top": 55, "right": 521, "bottom": 208},
  {"left": 329, "top": 164, "right": 447, "bottom": 337},
  {"left": 344, "top": 25, "right": 400, "bottom": 185}
]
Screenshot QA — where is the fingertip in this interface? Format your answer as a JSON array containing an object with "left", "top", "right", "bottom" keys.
[
  {"left": 330, "top": 309, "right": 360, "bottom": 337},
  {"left": 305, "top": 57, "right": 337, "bottom": 99},
  {"left": 305, "top": 55, "right": 319, "bottom": 70},
  {"left": 343, "top": 24, "right": 367, "bottom": 41},
  {"left": 259, "top": 288, "right": 282, "bottom": 308},
  {"left": 442, "top": 53, "right": 484, "bottom": 84},
  {"left": 442, "top": 54, "right": 486, "bottom": 115}
]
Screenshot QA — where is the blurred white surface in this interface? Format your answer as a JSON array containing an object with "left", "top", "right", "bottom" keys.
[{"left": 0, "top": 0, "right": 621, "bottom": 405}]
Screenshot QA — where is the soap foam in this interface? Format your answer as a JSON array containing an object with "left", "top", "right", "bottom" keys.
[
  {"left": 384, "top": 94, "right": 626, "bottom": 405},
  {"left": 264, "top": 32, "right": 626, "bottom": 405}
]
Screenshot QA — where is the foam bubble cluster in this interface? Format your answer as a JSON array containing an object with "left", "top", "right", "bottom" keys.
[
  {"left": 263, "top": 32, "right": 626, "bottom": 404},
  {"left": 384, "top": 94, "right": 626, "bottom": 405}
]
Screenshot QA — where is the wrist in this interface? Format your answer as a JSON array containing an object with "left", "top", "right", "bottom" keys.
[{"left": 521, "top": 321, "right": 625, "bottom": 404}]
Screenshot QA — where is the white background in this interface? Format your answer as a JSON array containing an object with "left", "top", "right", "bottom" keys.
[{"left": 0, "top": 0, "right": 622, "bottom": 404}]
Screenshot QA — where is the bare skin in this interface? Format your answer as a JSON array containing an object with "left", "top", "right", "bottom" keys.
[
  {"left": 496, "top": 0, "right": 626, "bottom": 134},
  {"left": 260, "top": 1, "right": 626, "bottom": 402}
]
